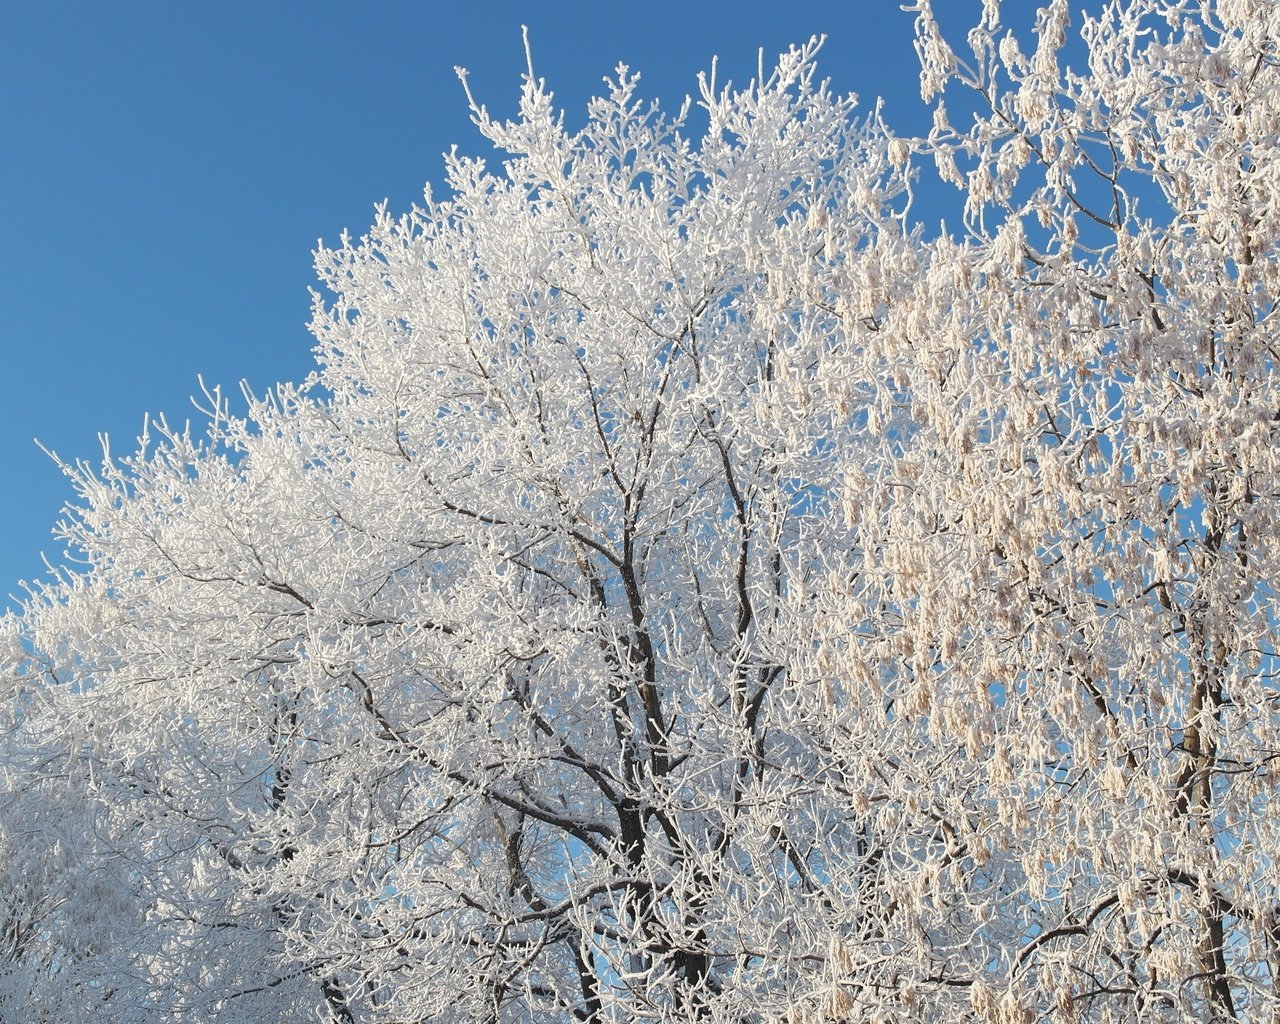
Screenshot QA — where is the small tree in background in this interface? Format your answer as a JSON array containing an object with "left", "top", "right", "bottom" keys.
[{"left": 5, "top": 2, "right": 1280, "bottom": 1020}]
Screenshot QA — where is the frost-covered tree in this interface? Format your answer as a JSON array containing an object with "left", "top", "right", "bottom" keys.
[{"left": 5, "top": 1, "right": 1280, "bottom": 1020}]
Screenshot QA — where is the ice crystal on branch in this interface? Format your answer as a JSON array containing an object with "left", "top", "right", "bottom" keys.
[{"left": 6, "top": 4, "right": 1280, "bottom": 1021}]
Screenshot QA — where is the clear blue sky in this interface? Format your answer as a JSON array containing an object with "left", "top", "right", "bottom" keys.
[{"left": 1, "top": 0, "right": 956, "bottom": 611}]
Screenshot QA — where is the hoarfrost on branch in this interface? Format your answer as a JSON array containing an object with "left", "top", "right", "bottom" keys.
[{"left": 5, "top": 2, "right": 1280, "bottom": 1020}]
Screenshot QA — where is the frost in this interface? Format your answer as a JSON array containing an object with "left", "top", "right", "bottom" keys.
[{"left": 8, "top": 4, "right": 1280, "bottom": 1021}]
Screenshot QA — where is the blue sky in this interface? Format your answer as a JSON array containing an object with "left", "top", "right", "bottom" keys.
[{"left": 1, "top": 0, "right": 951, "bottom": 610}]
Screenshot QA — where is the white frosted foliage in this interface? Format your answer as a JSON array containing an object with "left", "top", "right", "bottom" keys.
[{"left": 5, "top": 4, "right": 1280, "bottom": 1021}]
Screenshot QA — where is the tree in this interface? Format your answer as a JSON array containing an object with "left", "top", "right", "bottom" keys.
[{"left": 4, "top": 1, "right": 1280, "bottom": 1020}]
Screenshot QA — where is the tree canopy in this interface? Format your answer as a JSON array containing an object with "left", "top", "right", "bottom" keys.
[{"left": 5, "top": 1, "right": 1280, "bottom": 1021}]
